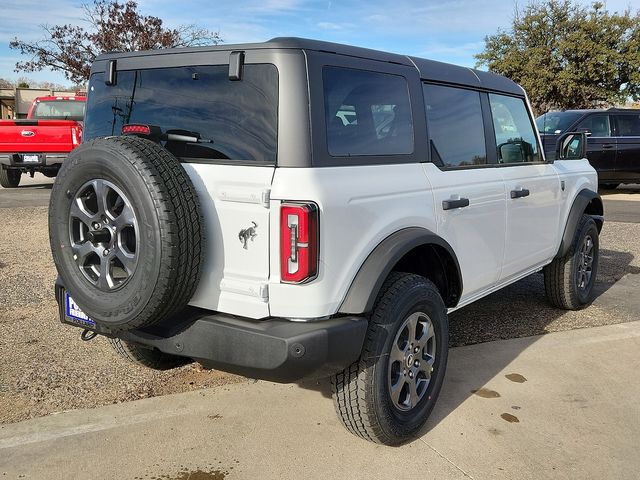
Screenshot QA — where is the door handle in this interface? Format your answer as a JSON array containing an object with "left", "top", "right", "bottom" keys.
[
  {"left": 442, "top": 198, "right": 470, "bottom": 210},
  {"left": 510, "top": 188, "right": 530, "bottom": 199},
  {"left": 602, "top": 144, "right": 614, "bottom": 149}
]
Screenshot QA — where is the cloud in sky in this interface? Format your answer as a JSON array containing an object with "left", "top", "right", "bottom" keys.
[{"left": 0, "top": 0, "right": 636, "bottom": 85}]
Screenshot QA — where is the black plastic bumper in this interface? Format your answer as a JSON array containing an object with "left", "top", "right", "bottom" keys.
[
  {"left": 55, "top": 283, "right": 368, "bottom": 383},
  {"left": 0, "top": 153, "right": 67, "bottom": 167}
]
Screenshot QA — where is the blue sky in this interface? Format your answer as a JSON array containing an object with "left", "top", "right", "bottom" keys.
[{"left": 0, "top": 0, "right": 635, "bottom": 86}]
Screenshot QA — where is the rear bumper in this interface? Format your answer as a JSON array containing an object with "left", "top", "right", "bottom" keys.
[
  {"left": 0, "top": 153, "right": 67, "bottom": 167},
  {"left": 55, "top": 283, "right": 368, "bottom": 383}
]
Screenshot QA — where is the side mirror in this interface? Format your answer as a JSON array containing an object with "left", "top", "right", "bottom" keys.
[
  {"left": 556, "top": 131, "right": 586, "bottom": 160},
  {"left": 497, "top": 140, "right": 534, "bottom": 163}
]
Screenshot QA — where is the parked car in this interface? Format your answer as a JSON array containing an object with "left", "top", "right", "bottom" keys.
[
  {"left": 0, "top": 95, "right": 85, "bottom": 188},
  {"left": 536, "top": 108, "right": 640, "bottom": 188},
  {"left": 48, "top": 38, "right": 603, "bottom": 445}
]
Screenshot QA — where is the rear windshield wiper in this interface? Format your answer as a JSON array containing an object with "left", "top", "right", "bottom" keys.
[{"left": 165, "top": 129, "right": 214, "bottom": 144}]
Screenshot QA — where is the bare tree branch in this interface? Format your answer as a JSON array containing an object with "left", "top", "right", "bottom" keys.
[{"left": 10, "top": 0, "right": 222, "bottom": 84}]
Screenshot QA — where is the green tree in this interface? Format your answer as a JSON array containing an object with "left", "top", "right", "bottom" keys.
[
  {"left": 475, "top": 1, "right": 640, "bottom": 114},
  {"left": 10, "top": 1, "right": 221, "bottom": 85}
]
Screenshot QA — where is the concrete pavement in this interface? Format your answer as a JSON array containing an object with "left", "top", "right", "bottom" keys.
[
  {"left": 2, "top": 320, "right": 639, "bottom": 480},
  {"left": 0, "top": 173, "right": 54, "bottom": 208}
]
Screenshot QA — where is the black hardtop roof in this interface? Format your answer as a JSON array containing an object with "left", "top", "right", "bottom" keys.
[{"left": 94, "top": 37, "right": 523, "bottom": 96}]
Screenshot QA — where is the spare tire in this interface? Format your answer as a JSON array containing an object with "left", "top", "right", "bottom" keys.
[{"left": 49, "top": 136, "right": 203, "bottom": 331}]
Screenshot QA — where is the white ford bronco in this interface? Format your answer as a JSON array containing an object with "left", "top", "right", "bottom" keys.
[{"left": 49, "top": 38, "right": 603, "bottom": 445}]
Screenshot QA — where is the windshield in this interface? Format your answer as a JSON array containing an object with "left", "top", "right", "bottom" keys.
[
  {"left": 33, "top": 100, "right": 85, "bottom": 121},
  {"left": 535, "top": 111, "right": 582, "bottom": 134}
]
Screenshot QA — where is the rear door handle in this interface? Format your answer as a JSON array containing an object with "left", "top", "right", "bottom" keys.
[
  {"left": 442, "top": 198, "right": 470, "bottom": 210},
  {"left": 510, "top": 188, "right": 530, "bottom": 199},
  {"left": 602, "top": 144, "right": 615, "bottom": 149}
]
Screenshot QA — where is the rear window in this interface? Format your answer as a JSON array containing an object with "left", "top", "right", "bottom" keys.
[
  {"left": 84, "top": 64, "right": 278, "bottom": 163},
  {"left": 535, "top": 111, "right": 582, "bottom": 134},
  {"left": 33, "top": 100, "right": 85, "bottom": 121},
  {"left": 323, "top": 66, "right": 414, "bottom": 157}
]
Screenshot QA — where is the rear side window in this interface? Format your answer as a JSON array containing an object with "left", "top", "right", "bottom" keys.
[
  {"left": 84, "top": 64, "right": 278, "bottom": 163},
  {"left": 615, "top": 114, "right": 640, "bottom": 136},
  {"left": 489, "top": 94, "right": 542, "bottom": 164},
  {"left": 423, "top": 84, "right": 487, "bottom": 168},
  {"left": 323, "top": 67, "right": 413, "bottom": 156},
  {"left": 576, "top": 114, "right": 612, "bottom": 137}
]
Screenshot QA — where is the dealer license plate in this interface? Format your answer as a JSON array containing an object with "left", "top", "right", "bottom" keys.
[
  {"left": 22, "top": 154, "right": 39, "bottom": 163},
  {"left": 64, "top": 292, "right": 96, "bottom": 328}
]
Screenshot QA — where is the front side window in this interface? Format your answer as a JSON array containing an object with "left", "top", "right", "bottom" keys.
[
  {"left": 423, "top": 84, "right": 487, "bottom": 168},
  {"left": 323, "top": 67, "right": 413, "bottom": 156},
  {"left": 576, "top": 115, "right": 612, "bottom": 138},
  {"left": 84, "top": 64, "right": 278, "bottom": 163},
  {"left": 615, "top": 114, "right": 640, "bottom": 136},
  {"left": 489, "top": 94, "right": 541, "bottom": 164},
  {"left": 535, "top": 111, "right": 582, "bottom": 134}
]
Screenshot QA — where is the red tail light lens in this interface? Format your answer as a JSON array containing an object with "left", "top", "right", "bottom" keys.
[
  {"left": 122, "top": 124, "right": 151, "bottom": 135},
  {"left": 280, "top": 202, "right": 319, "bottom": 284},
  {"left": 71, "top": 125, "right": 82, "bottom": 146}
]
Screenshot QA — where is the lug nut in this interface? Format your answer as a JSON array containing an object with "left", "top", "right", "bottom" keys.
[
  {"left": 403, "top": 369, "right": 407, "bottom": 376},
  {"left": 409, "top": 371, "right": 414, "bottom": 379},
  {"left": 103, "top": 249, "right": 110, "bottom": 256},
  {"left": 93, "top": 222, "right": 101, "bottom": 229},
  {"left": 414, "top": 347, "right": 420, "bottom": 353},
  {"left": 414, "top": 360, "right": 420, "bottom": 367}
]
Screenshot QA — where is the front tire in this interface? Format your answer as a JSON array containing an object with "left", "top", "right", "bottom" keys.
[
  {"left": 544, "top": 214, "right": 599, "bottom": 310},
  {"left": 331, "top": 272, "right": 449, "bottom": 445},
  {"left": 0, "top": 168, "right": 21, "bottom": 188}
]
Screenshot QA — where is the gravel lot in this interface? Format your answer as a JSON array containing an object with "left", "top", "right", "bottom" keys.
[{"left": 1, "top": 205, "right": 638, "bottom": 424}]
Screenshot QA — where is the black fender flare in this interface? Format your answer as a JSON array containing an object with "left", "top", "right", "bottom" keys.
[
  {"left": 338, "top": 227, "right": 462, "bottom": 315},
  {"left": 557, "top": 189, "right": 604, "bottom": 258}
]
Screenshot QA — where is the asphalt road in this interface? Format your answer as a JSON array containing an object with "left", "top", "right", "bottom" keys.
[{"left": 0, "top": 173, "right": 54, "bottom": 208}]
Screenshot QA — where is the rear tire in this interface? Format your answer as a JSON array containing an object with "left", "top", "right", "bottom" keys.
[
  {"left": 0, "top": 168, "right": 21, "bottom": 188},
  {"left": 48, "top": 136, "right": 203, "bottom": 331},
  {"left": 544, "top": 214, "right": 599, "bottom": 310},
  {"left": 331, "top": 272, "right": 449, "bottom": 445},
  {"left": 109, "top": 338, "right": 191, "bottom": 370}
]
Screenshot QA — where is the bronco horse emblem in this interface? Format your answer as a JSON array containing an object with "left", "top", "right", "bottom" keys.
[{"left": 238, "top": 221, "right": 258, "bottom": 249}]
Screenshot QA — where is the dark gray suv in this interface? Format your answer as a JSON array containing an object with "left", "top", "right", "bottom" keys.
[{"left": 536, "top": 108, "right": 640, "bottom": 188}]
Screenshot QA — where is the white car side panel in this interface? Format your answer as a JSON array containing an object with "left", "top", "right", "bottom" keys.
[
  {"left": 499, "top": 164, "right": 561, "bottom": 281},
  {"left": 422, "top": 163, "right": 507, "bottom": 302},
  {"left": 184, "top": 163, "right": 275, "bottom": 319},
  {"left": 268, "top": 164, "right": 436, "bottom": 319}
]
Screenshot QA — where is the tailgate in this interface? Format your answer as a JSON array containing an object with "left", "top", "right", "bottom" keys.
[
  {"left": 0, "top": 120, "right": 78, "bottom": 153},
  {"left": 184, "top": 163, "right": 275, "bottom": 319}
]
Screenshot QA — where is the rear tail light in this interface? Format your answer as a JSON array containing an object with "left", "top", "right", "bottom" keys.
[
  {"left": 280, "top": 202, "right": 319, "bottom": 284},
  {"left": 71, "top": 125, "right": 82, "bottom": 146}
]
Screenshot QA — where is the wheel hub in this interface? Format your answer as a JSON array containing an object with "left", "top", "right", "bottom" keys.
[
  {"left": 388, "top": 312, "right": 437, "bottom": 411},
  {"left": 576, "top": 234, "right": 594, "bottom": 291},
  {"left": 68, "top": 179, "right": 139, "bottom": 291}
]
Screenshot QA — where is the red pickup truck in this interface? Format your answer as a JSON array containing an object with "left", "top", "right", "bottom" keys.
[{"left": 0, "top": 95, "right": 85, "bottom": 188}]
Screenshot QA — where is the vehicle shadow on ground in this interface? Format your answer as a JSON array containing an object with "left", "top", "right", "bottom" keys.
[{"left": 296, "top": 248, "right": 638, "bottom": 440}]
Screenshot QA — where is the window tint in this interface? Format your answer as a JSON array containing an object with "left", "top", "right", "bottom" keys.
[
  {"left": 489, "top": 94, "right": 541, "bottom": 164},
  {"left": 84, "top": 64, "right": 278, "bottom": 163},
  {"left": 535, "top": 111, "right": 582, "bottom": 134},
  {"left": 615, "top": 114, "right": 640, "bottom": 136},
  {"left": 323, "top": 67, "right": 413, "bottom": 156},
  {"left": 576, "top": 115, "right": 611, "bottom": 137},
  {"left": 33, "top": 100, "right": 85, "bottom": 121},
  {"left": 423, "top": 84, "right": 486, "bottom": 167}
]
